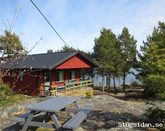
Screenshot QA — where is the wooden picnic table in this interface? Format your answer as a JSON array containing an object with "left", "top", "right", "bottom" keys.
[{"left": 21, "top": 96, "right": 80, "bottom": 131}]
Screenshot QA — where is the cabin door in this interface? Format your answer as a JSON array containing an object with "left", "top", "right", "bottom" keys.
[{"left": 44, "top": 71, "right": 51, "bottom": 95}]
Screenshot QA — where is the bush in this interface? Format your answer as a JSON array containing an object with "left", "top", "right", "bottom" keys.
[
  {"left": 124, "top": 84, "right": 131, "bottom": 89},
  {"left": 0, "top": 84, "right": 12, "bottom": 102},
  {"left": 143, "top": 75, "right": 165, "bottom": 99},
  {"left": 157, "top": 91, "right": 165, "bottom": 101},
  {"left": 130, "top": 81, "right": 141, "bottom": 88},
  {"left": 145, "top": 107, "right": 165, "bottom": 125},
  {"left": 85, "top": 90, "right": 93, "bottom": 99}
]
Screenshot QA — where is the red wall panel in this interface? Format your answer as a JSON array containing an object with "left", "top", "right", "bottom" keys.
[
  {"left": 38, "top": 71, "right": 44, "bottom": 96},
  {"left": 56, "top": 55, "right": 92, "bottom": 69},
  {"left": 3, "top": 71, "right": 37, "bottom": 96}
]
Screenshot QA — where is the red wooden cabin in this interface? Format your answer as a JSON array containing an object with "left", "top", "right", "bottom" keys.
[{"left": 1, "top": 52, "right": 97, "bottom": 96}]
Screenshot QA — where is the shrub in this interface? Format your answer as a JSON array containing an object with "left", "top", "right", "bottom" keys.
[
  {"left": 145, "top": 107, "right": 165, "bottom": 124},
  {"left": 124, "top": 84, "right": 131, "bottom": 89},
  {"left": 157, "top": 91, "right": 165, "bottom": 101},
  {"left": 0, "top": 84, "right": 12, "bottom": 102},
  {"left": 85, "top": 90, "right": 93, "bottom": 99},
  {"left": 143, "top": 75, "right": 165, "bottom": 99},
  {"left": 130, "top": 81, "right": 141, "bottom": 88}
]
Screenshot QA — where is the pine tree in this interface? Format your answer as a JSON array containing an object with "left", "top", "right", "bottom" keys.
[
  {"left": 139, "top": 22, "right": 165, "bottom": 100},
  {"left": 0, "top": 30, "right": 25, "bottom": 62},
  {"left": 118, "top": 27, "right": 137, "bottom": 92},
  {"left": 94, "top": 28, "right": 121, "bottom": 91}
]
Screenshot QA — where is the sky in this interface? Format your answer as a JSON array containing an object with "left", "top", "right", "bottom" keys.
[{"left": 0, "top": 0, "right": 165, "bottom": 54}]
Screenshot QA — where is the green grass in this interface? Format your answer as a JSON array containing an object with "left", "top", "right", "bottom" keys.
[
  {"left": 0, "top": 94, "right": 31, "bottom": 107},
  {"left": 85, "top": 90, "right": 93, "bottom": 99}
]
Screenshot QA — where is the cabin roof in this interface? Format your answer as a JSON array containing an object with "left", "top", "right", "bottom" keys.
[{"left": 0, "top": 52, "right": 98, "bottom": 70}]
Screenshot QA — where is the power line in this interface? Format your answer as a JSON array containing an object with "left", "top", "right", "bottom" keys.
[{"left": 30, "top": 0, "right": 69, "bottom": 47}]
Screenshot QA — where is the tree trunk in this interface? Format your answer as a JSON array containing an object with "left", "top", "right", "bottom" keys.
[
  {"left": 118, "top": 77, "right": 121, "bottom": 89},
  {"left": 7, "top": 48, "right": 10, "bottom": 60},
  {"left": 113, "top": 74, "right": 116, "bottom": 91},
  {"left": 102, "top": 69, "right": 105, "bottom": 92},
  {"left": 123, "top": 72, "right": 126, "bottom": 92},
  {"left": 106, "top": 75, "right": 108, "bottom": 89},
  {"left": 108, "top": 73, "right": 111, "bottom": 90},
  {"left": 0, "top": 71, "right": 3, "bottom": 84}
]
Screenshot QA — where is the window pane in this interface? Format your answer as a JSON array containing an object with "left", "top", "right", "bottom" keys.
[
  {"left": 69, "top": 70, "right": 76, "bottom": 80},
  {"left": 56, "top": 72, "right": 59, "bottom": 81},
  {"left": 56, "top": 71, "right": 64, "bottom": 82},
  {"left": 59, "top": 71, "right": 64, "bottom": 81},
  {"left": 71, "top": 71, "right": 75, "bottom": 79},
  {"left": 45, "top": 72, "right": 50, "bottom": 82},
  {"left": 45, "top": 71, "right": 50, "bottom": 86}
]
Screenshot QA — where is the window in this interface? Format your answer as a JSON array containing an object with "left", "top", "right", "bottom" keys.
[
  {"left": 80, "top": 69, "right": 90, "bottom": 80},
  {"left": 45, "top": 72, "right": 50, "bottom": 82},
  {"left": 69, "top": 70, "right": 76, "bottom": 80},
  {"left": 56, "top": 71, "right": 64, "bottom": 82},
  {"left": 80, "top": 69, "right": 85, "bottom": 80},
  {"left": 44, "top": 72, "right": 50, "bottom": 86}
]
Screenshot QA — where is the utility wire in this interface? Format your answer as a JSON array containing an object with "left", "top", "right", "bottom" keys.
[{"left": 30, "top": 0, "right": 69, "bottom": 47}]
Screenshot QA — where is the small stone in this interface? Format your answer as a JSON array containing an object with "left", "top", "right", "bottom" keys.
[
  {"left": 116, "top": 93, "right": 126, "bottom": 97},
  {"left": 99, "top": 115, "right": 106, "bottom": 121},
  {"left": 138, "top": 115, "right": 148, "bottom": 122},
  {"left": 106, "top": 120, "right": 117, "bottom": 127},
  {"left": 73, "top": 127, "right": 84, "bottom": 131},
  {"left": 97, "top": 121, "right": 105, "bottom": 126},
  {"left": 95, "top": 95, "right": 101, "bottom": 99}
]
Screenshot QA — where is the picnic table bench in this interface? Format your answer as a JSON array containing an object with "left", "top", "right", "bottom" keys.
[
  {"left": 63, "top": 108, "right": 92, "bottom": 129},
  {"left": 14, "top": 96, "right": 92, "bottom": 131},
  {"left": 14, "top": 111, "right": 46, "bottom": 124}
]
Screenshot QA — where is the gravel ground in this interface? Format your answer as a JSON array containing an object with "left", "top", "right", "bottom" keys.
[{"left": 1, "top": 94, "right": 165, "bottom": 131}]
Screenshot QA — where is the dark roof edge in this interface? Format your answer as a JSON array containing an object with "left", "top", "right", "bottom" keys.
[{"left": 78, "top": 52, "right": 99, "bottom": 68}]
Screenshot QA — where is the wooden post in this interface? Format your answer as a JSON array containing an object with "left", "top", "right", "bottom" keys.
[
  {"left": 50, "top": 85, "right": 56, "bottom": 96},
  {"left": 65, "top": 84, "right": 67, "bottom": 93},
  {"left": 55, "top": 86, "right": 57, "bottom": 96}
]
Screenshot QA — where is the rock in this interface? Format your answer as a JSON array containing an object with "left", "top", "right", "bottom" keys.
[
  {"left": 95, "top": 95, "right": 102, "bottom": 99},
  {"left": 1, "top": 93, "right": 162, "bottom": 130},
  {"left": 137, "top": 115, "right": 148, "bottom": 122},
  {"left": 106, "top": 120, "right": 117, "bottom": 127},
  {"left": 109, "top": 127, "right": 141, "bottom": 131},
  {"left": 73, "top": 127, "right": 84, "bottom": 131},
  {"left": 99, "top": 115, "right": 106, "bottom": 121},
  {"left": 116, "top": 93, "right": 126, "bottom": 97},
  {"left": 105, "top": 113, "right": 119, "bottom": 121},
  {"left": 97, "top": 121, "right": 105, "bottom": 127},
  {"left": 0, "top": 99, "right": 40, "bottom": 129}
]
